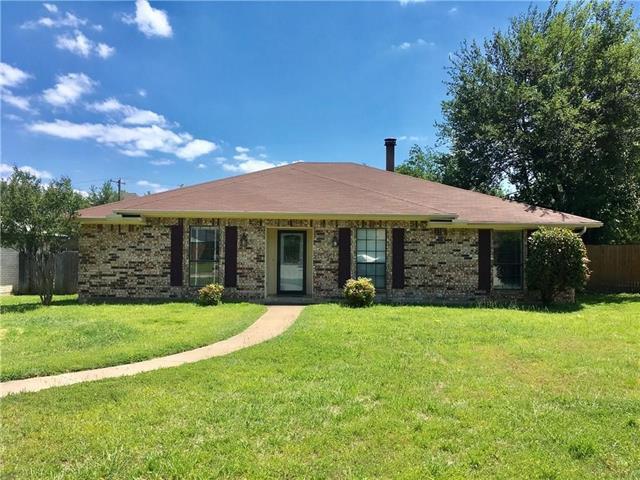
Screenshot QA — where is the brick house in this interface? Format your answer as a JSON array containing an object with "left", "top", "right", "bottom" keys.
[{"left": 77, "top": 139, "right": 601, "bottom": 303}]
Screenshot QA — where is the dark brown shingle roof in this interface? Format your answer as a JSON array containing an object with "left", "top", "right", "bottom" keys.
[{"left": 78, "top": 162, "right": 601, "bottom": 227}]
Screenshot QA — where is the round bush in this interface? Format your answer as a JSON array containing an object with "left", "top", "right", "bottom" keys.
[
  {"left": 198, "top": 283, "right": 224, "bottom": 306},
  {"left": 343, "top": 277, "right": 376, "bottom": 307},
  {"left": 526, "top": 227, "right": 590, "bottom": 304}
]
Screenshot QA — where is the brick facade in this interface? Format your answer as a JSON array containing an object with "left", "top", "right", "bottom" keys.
[{"left": 79, "top": 217, "right": 550, "bottom": 303}]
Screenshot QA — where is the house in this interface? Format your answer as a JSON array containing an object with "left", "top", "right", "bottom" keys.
[{"left": 77, "top": 139, "right": 601, "bottom": 303}]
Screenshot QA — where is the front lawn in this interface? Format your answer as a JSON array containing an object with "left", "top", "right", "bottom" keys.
[
  {"left": 2, "top": 295, "right": 639, "bottom": 479},
  {"left": 0, "top": 295, "right": 265, "bottom": 381}
]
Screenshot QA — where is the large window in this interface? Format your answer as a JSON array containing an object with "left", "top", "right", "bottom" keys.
[
  {"left": 492, "top": 231, "right": 523, "bottom": 289},
  {"left": 189, "top": 226, "right": 219, "bottom": 287},
  {"left": 356, "top": 228, "right": 386, "bottom": 289}
]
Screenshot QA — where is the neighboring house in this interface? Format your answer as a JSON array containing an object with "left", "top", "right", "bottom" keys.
[
  {"left": 0, "top": 247, "right": 19, "bottom": 294},
  {"left": 77, "top": 139, "right": 601, "bottom": 303}
]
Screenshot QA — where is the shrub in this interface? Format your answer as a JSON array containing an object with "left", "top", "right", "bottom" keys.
[
  {"left": 526, "top": 227, "right": 590, "bottom": 305},
  {"left": 197, "top": 283, "right": 224, "bottom": 306},
  {"left": 343, "top": 277, "right": 376, "bottom": 307}
]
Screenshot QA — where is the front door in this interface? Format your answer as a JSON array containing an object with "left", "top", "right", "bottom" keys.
[{"left": 277, "top": 231, "right": 306, "bottom": 295}]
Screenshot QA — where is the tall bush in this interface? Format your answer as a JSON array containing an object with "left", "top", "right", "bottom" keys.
[{"left": 526, "top": 227, "right": 590, "bottom": 304}]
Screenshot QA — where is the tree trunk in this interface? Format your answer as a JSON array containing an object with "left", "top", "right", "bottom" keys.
[
  {"left": 540, "top": 286, "right": 555, "bottom": 306},
  {"left": 34, "top": 250, "right": 56, "bottom": 306}
]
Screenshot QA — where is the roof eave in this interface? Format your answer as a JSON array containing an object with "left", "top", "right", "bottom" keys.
[{"left": 104, "top": 209, "right": 459, "bottom": 222}]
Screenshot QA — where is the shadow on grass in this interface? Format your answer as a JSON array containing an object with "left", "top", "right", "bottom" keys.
[
  {"left": 368, "top": 293, "right": 639, "bottom": 314},
  {"left": 0, "top": 297, "right": 79, "bottom": 314}
]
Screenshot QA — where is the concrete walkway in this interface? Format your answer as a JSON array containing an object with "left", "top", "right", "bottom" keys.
[{"left": 0, "top": 305, "right": 304, "bottom": 398}]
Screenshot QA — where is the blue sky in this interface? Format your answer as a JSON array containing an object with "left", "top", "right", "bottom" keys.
[{"left": 2, "top": 0, "right": 536, "bottom": 195}]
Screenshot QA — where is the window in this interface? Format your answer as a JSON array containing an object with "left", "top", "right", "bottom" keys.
[
  {"left": 356, "top": 228, "right": 386, "bottom": 289},
  {"left": 189, "top": 226, "right": 219, "bottom": 287},
  {"left": 492, "top": 231, "right": 523, "bottom": 289}
]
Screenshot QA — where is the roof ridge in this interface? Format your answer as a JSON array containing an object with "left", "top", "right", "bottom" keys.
[
  {"left": 111, "top": 162, "right": 297, "bottom": 212},
  {"left": 291, "top": 163, "right": 455, "bottom": 216}
]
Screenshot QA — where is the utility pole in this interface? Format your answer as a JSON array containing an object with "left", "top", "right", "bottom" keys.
[{"left": 109, "top": 178, "right": 125, "bottom": 201}]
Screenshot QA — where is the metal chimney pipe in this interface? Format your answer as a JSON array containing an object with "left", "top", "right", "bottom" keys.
[{"left": 385, "top": 137, "right": 397, "bottom": 172}]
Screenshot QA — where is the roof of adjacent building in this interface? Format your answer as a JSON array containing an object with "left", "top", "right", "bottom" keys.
[{"left": 78, "top": 162, "right": 602, "bottom": 227}]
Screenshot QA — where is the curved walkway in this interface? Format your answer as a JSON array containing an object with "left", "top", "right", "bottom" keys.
[{"left": 0, "top": 305, "right": 304, "bottom": 398}]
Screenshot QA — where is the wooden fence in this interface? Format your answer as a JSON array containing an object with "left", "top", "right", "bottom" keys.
[
  {"left": 17, "top": 251, "right": 79, "bottom": 295},
  {"left": 586, "top": 245, "right": 640, "bottom": 293}
]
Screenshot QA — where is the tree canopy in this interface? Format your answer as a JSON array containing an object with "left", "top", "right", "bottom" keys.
[
  {"left": 0, "top": 167, "right": 85, "bottom": 304},
  {"left": 432, "top": 0, "right": 640, "bottom": 244},
  {"left": 87, "top": 181, "right": 134, "bottom": 206}
]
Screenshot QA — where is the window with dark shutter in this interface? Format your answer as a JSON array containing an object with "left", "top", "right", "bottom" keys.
[
  {"left": 478, "top": 229, "right": 491, "bottom": 291},
  {"left": 392, "top": 228, "right": 405, "bottom": 289},
  {"left": 170, "top": 221, "right": 183, "bottom": 287},
  {"left": 338, "top": 227, "right": 351, "bottom": 288},
  {"left": 224, "top": 226, "right": 238, "bottom": 288}
]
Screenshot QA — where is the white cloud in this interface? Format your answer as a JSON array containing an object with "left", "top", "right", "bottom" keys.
[
  {"left": 399, "top": 0, "right": 426, "bottom": 5},
  {"left": 149, "top": 159, "right": 174, "bottom": 166},
  {"left": 221, "top": 146, "right": 285, "bottom": 173},
  {"left": 96, "top": 43, "right": 116, "bottom": 59},
  {"left": 75, "top": 188, "right": 90, "bottom": 198},
  {"left": 196, "top": 163, "right": 206, "bottom": 169},
  {"left": 92, "top": 24, "right": 103, "bottom": 32},
  {"left": 88, "top": 98, "right": 166, "bottom": 126},
  {"left": 42, "top": 73, "right": 95, "bottom": 107},
  {"left": 0, "top": 63, "right": 32, "bottom": 89},
  {"left": 43, "top": 3, "right": 58, "bottom": 13},
  {"left": 1, "top": 91, "right": 32, "bottom": 112},
  {"left": 175, "top": 139, "right": 218, "bottom": 160},
  {"left": 122, "top": 109, "right": 165, "bottom": 126},
  {"left": 136, "top": 179, "right": 167, "bottom": 193},
  {"left": 22, "top": 11, "right": 88, "bottom": 29},
  {"left": 28, "top": 119, "right": 217, "bottom": 161},
  {"left": 119, "top": 148, "right": 148, "bottom": 157},
  {"left": 4, "top": 113, "right": 24, "bottom": 122},
  {"left": 0, "top": 163, "right": 52, "bottom": 180},
  {"left": 56, "top": 31, "right": 93, "bottom": 57},
  {"left": 393, "top": 38, "right": 435, "bottom": 51},
  {"left": 87, "top": 98, "right": 123, "bottom": 113},
  {"left": 223, "top": 159, "right": 285, "bottom": 174},
  {"left": 398, "top": 135, "right": 428, "bottom": 142},
  {"left": 55, "top": 31, "right": 115, "bottom": 59},
  {"left": 448, "top": 7, "right": 459, "bottom": 15},
  {"left": 123, "top": 0, "right": 173, "bottom": 38},
  {"left": 137, "top": 88, "right": 147, "bottom": 97}
]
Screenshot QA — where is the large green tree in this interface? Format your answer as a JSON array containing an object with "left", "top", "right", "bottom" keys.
[
  {"left": 87, "top": 181, "right": 134, "bottom": 206},
  {"left": 0, "top": 168, "right": 85, "bottom": 305},
  {"left": 438, "top": 1, "right": 640, "bottom": 243}
]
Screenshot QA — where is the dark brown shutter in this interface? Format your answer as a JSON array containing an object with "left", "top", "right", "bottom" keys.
[
  {"left": 338, "top": 227, "right": 351, "bottom": 287},
  {"left": 392, "top": 228, "right": 405, "bottom": 289},
  {"left": 478, "top": 229, "right": 491, "bottom": 291},
  {"left": 224, "top": 226, "right": 238, "bottom": 287},
  {"left": 170, "top": 221, "right": 183, "bottom": 287}
]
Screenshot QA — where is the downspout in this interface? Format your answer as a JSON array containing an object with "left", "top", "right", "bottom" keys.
[{"left": 575, "top": 226, "right": 587, "bottom": 236}]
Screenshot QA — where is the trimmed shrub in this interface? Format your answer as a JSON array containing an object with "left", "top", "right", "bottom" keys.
[
  {"left": 198, "top": 283, "right": 224, "bottom": 306},
  {"left": 526, "top": 227, "right": 590, "bottom": 305},
  {"left": 343, "top": 277, "right": 376, "bottom": 307}
]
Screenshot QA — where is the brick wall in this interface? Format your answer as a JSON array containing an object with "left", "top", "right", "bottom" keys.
[{"left": 79, "top": 217, "right": 526, "bottom": 303}]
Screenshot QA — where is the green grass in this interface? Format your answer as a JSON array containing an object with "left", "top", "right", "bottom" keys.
[
  {"left": 2, "top": 295, "right": 639, "bottom": 479},
  {"left": 0, "top": 295, "right": 265, "bottom": 381}
]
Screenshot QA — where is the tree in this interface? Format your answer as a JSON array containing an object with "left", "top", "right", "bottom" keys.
[
  {"left": 396, "top": 145, "right": 446, "bottom": 182},
  {"left": 526, "top": 227, "right": 590, "bottom": 305},
  {"left": 0, "top": 167, "right": 85, "bottom": 305},
  {"left": 87, "top": 181, "right": 134, "bottom": 206},
  {"left": 438, "top": 1, "right": 640, "bottom": 244}
]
